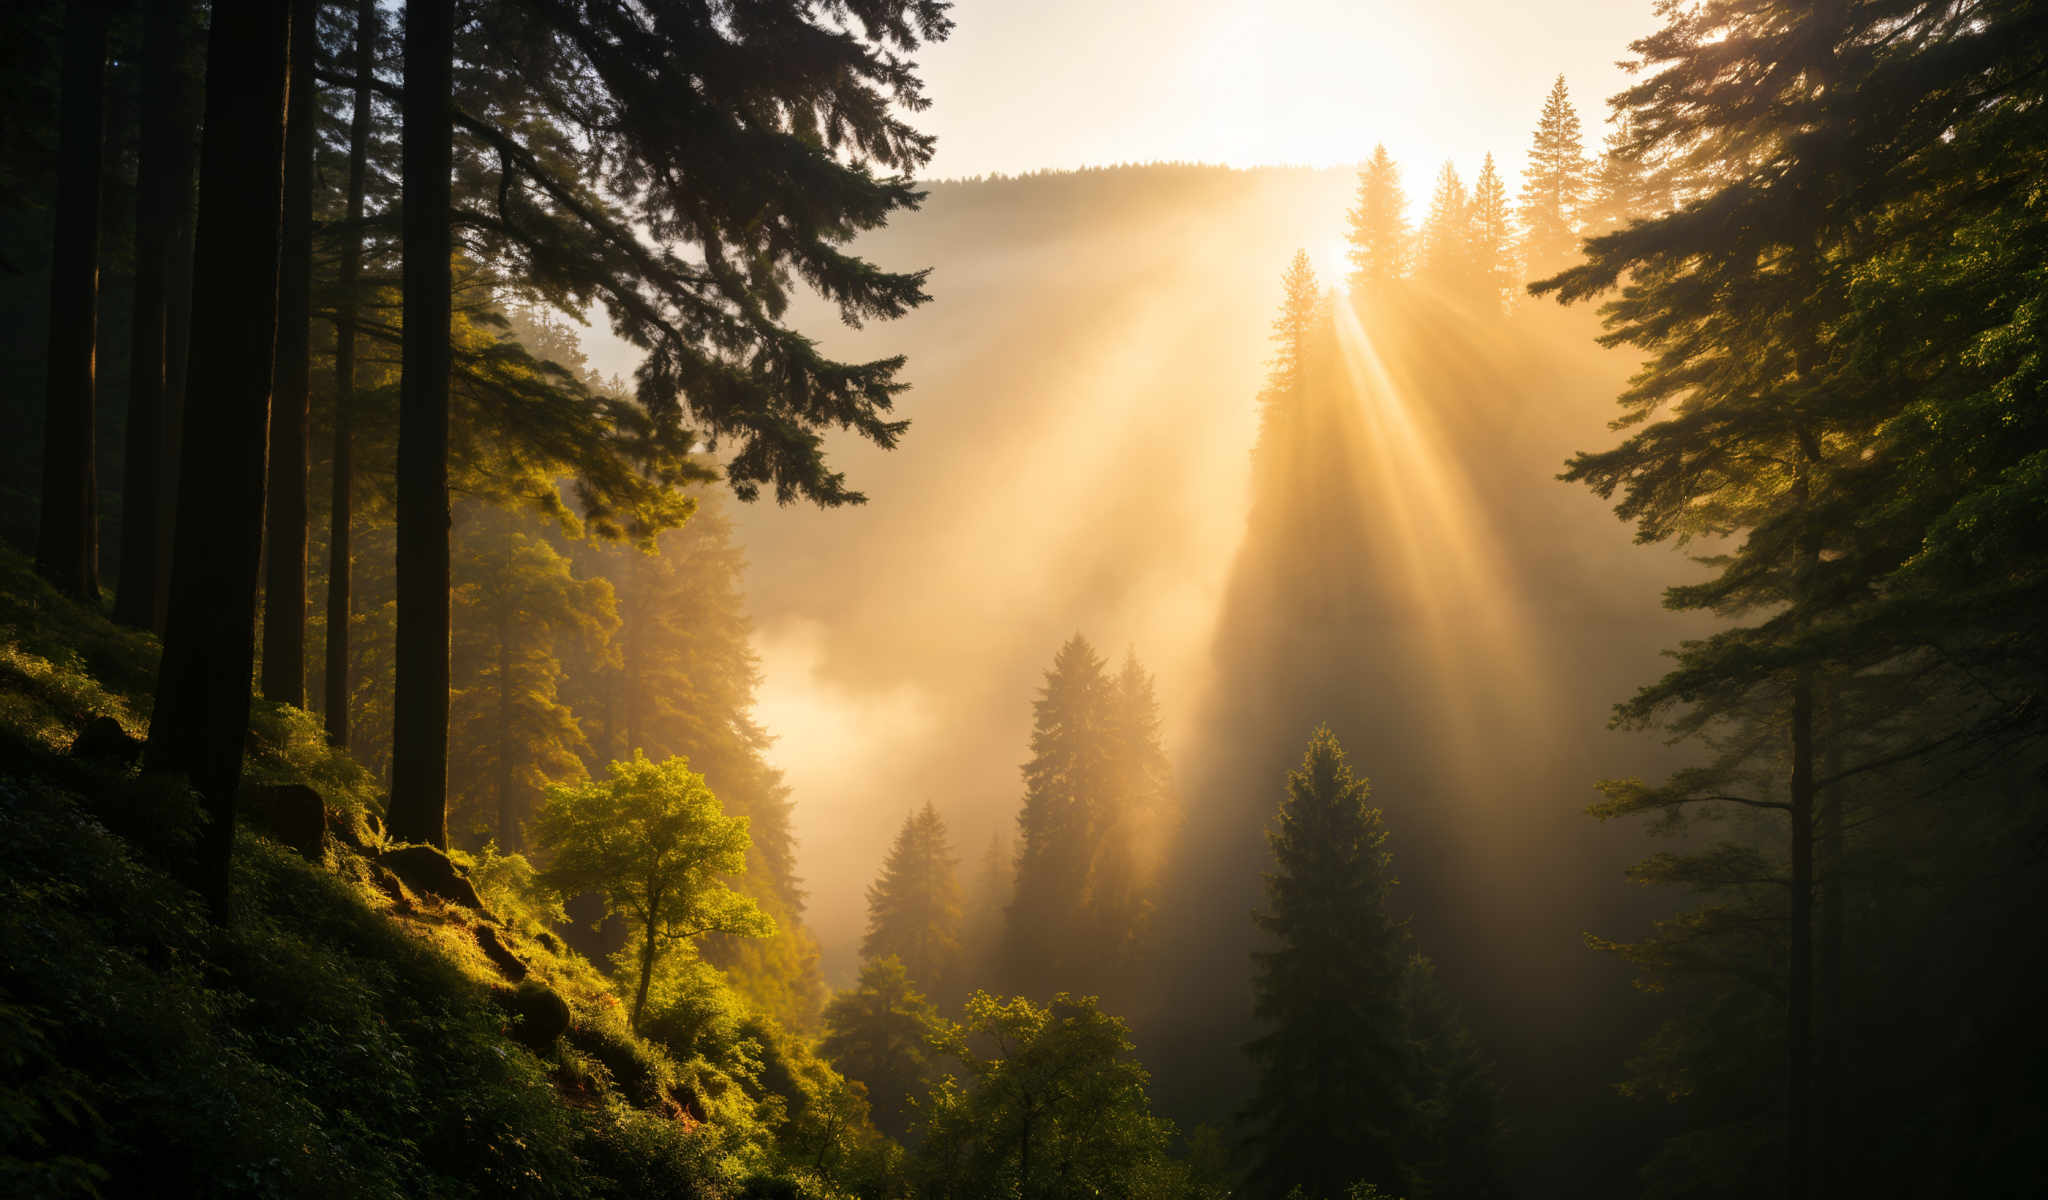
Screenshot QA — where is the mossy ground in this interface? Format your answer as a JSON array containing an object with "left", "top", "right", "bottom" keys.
[{"left": 0, "top": 549, "right": 873, "bottom": 1198}]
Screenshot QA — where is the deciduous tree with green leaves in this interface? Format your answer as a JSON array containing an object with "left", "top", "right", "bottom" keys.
[
  {"left": 821, "top": 955, "right": 949, "bottom": 1142},
  {"left": 911, "top": 991, "right": 1186, "bottom": 1200},
  {"left": 534, "top": 752, "right": 772, "bottom": 1029}
]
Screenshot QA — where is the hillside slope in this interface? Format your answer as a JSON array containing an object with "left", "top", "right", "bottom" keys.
[{"left": 0, "top": 550, "right": 874, "bottom": 1198}]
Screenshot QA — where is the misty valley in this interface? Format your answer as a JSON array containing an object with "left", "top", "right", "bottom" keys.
[{"left": 2, "top": 1, "right": 2044, "bottom": 1199}]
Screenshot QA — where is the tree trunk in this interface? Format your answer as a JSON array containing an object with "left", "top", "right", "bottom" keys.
[
  {"left": 632, "top": 908, "right": 660, "bottom": 1030},
  {"left": 260, "top": 0, "right": 319, "bottom": 706},
  {"left": 385, "top": 0, "right": 456, "bottom": 849},
  {"left": 325, "top": 0, "right": 377, "bottom": 748},
  {"left": 144, "top": 0, "right": 294, "bottom": 919},
  {"left": 1785, "top": 446, "right": 1821, "bottom": 1200},
  {"left": 37, "top": 0, "right": 110, "bottom": 605},
  {"left": 495, "top": 527, "right": 518, "bottom": 850},
  {"left": 114, "top": 0, "right": 196, "bottom": 628},
  {"left": 155, "top": 88, "right": 200, "bottom": 635},
  {"left": 1816, "top": 689, "right": 1846, "bottom": 1197}
]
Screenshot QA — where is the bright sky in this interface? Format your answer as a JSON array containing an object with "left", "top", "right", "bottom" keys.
[{"left": 917, "top": 0, "right": 1658, "bottom": 187}]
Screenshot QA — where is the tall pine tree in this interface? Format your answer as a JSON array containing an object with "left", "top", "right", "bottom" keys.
[
  {"left": 1517, "top": 74, "right": 1590, "bottom": 277},
  {"left": 862, "top": 802, "right": 964, "bottom": 999},
  {"left": 1243, "top": 726, "right": 1411, "bottom": 1200},
  {"left": 1345, "top": 144, "right": 1409, "bottom": 300},
  {"left": 1468, "top": 153, "right": 1515, "bottom": 313},
  {"left": 1004, "top": 634, "right": 1112, "bottom": 992}
]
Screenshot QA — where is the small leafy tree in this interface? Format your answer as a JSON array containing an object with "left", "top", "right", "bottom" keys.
[
  {"left": 911, "top": 991, "right": 1186, "bottom": 1199},
  {"left": 821, "top": 955, "right": 949, "bottom": 1141},
  {"left": 533, "top": 752, "right": 773, "bottom": 1028}
]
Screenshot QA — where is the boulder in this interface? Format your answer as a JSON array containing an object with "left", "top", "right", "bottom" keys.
[
  {"left": 377, "top": 844, "right": 484, "bottom": 909},
  {"left": 69, "top": 716, "right": 141, "bottom": 767},
  {"left": 497, "top": 980, "right": 571, "bottom": 1053},
  {"left": 238, "top": 782, "right": 327, "bottom": 860},
  {"left": 475, "top": 924, "right": 529, "bottom": 981}
]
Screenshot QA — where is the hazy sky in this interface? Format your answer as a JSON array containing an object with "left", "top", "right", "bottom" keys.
[{"left": 915, "top": 0, "right": 1659, "bottom": 184}]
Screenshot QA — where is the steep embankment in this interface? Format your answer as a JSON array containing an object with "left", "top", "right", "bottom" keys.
[{"left": 0, "top": 549, "right": 841, "bottom": 1198}]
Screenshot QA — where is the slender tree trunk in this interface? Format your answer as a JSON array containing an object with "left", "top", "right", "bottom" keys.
[
  {"left": 155, "top": 99, "right": 200, "bottom": 634},
  {"left": 621, "top": 548, "right": 641, "bottom": 754},
  {"left": 1788, "top": 668, "right": 1815, "bottom": 1200},
  {"left": 325, "top": 0, "right": 377, "bottom": 747},
  {"left": 633, "top": 908, "right": 660, "bottom": 1030},
  {"left": 495, "top": 526, "right": 518, "bottom": 850},
  {"left": 1816, "top": 688, "right": 1846, "bottom": 1197},
  {"left": 37, "top": 0, "right": 110, "bottom": 604},
  {"left": 1785, "top": 444, "right": 1821, "bottom": 1200},
  {"left": 114, "top": 0, "right": 193, "bottom": 628},
  {"left": 385, "top": 0, "right": 456, "bottom": 849},
  {"left": 260, "top": 0, "right": 318, "bottom": 706},
  {"left": 144, "top": 0, "right": 294, "bottom": 918}
]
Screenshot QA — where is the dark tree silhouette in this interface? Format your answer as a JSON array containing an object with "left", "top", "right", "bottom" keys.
[
  {"left": 36, "top": 0, "right": 110, "bottom": 604},
  {"left": 145, "top": 0, "right": 294, "bottom": 915},
  {"left": 1243, "top": 726, "right": 1410, "bottom": 1200},
  {"left": 114, "top": 0, "right": 201, "bottom": 630},
  {"left": 261, "top": 0, "right": 319, "bottom": 707},
  {"left": 385, "top": 0, "right": 457, "bottom": 849},
  {"left": 324, "top": 0, "right": 378, "bottom": 748}
]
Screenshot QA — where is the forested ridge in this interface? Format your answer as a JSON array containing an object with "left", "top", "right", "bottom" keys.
[{"left": 2, "top": 0, "right": 2046, "bottom": 1197}]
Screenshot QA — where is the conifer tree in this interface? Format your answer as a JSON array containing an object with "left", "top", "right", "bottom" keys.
[
  {"left": 114, "top": 0, "right": 202, "bottom": 630},
  {"left": 1089, "top": 652, "right": 1172, "bottom": 949},
  {"left": 1243, "top": 726, "right": 1411, "bottom": 1200},
  {"left": 1580, "top": 116, "right": 1660, "bottom": 237},
  {"left": 323, "top": 0, "right": 380, "bottom": 747},
  {"left": 145, "top": 0, "right": 294, "bottom": 915},
  {"left": 260, "top": 0, "right": 319, "bottom": 707},
  {"left": 36, "top": 0, "right": 110, "bottom": 603},
  {"left": 446, "top": 506, "right": 618, "bottom": 851},
  {"left": 1004, "top": 634, "right": 1113, "bottom": 990},
  {"left": 1517, "top": 74, "right": 1591, "bottom": 276},
  {"left": 386, "top": 0, "right": 457, "bottom": 849},
  {"left": 1345, "top": 144, "right": 1409, "bottom": 300},
  {"left": 1467, "top": 153, "right": 1515, "bottom": 312},
  {"left": 379, "top": 0, "right": 953, "bottom": 847},
  {"left": 1524, "top": 3, "right": 2048, "bottom": 1192},
  {"left": 1419, "top": 161, "right": 1474, "bottom": 297},
  {"left": 1266, "top": 251, "right": 1321, "bottom": 406},
  {"left": 863, "top": 802, "right": 964, "bottom": 998}
]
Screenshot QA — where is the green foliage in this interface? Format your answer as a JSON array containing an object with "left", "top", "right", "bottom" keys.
[
  {"left": 821, "top": 957, "right": 948, "bottom": 1142},
  {"left": 910, "top": 991, "right": 1189, "bottom": 1200},
  {"left": 449, "top": 507, "right": 620, "bottom": 851},
  {"left": 535, "top": 753, "right": 774, "bottom": 1029},
  {"left": 558, "top": 495, "right": 824, "bottom": 1028},
  {"left": 0, "top": 558, "right": 885, "bottom": 1196},
  {"left": 459, "top": 841, "right": 572, "bottom": 931}
]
